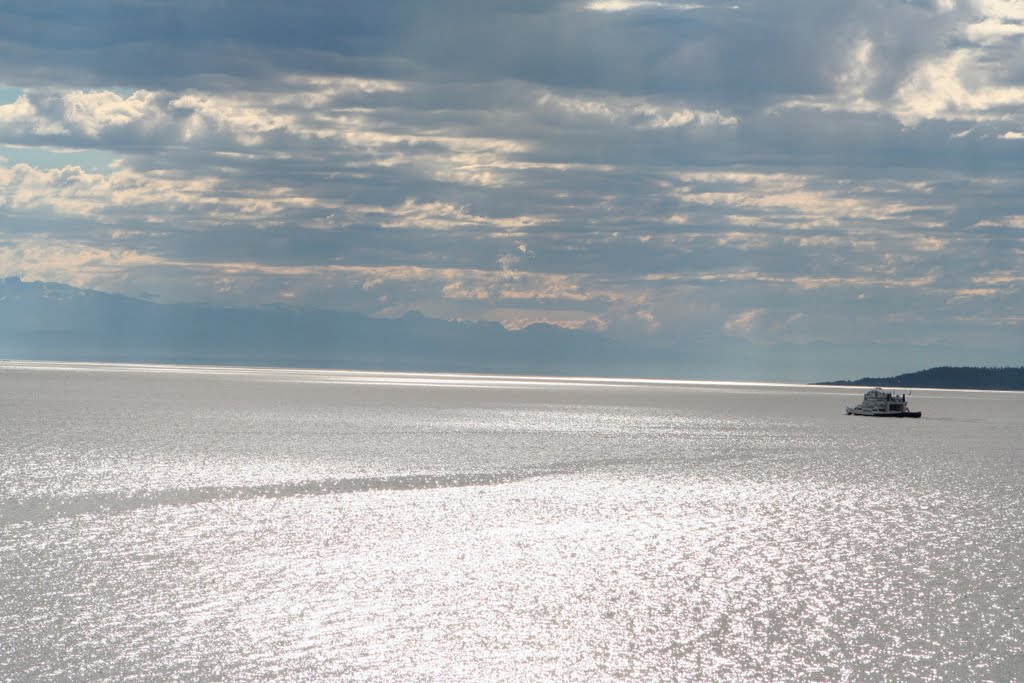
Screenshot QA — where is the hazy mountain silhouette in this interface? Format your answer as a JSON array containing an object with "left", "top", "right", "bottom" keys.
[
  {"left": 3, "top": 277, "right": 1008, "bottom": 382},
  {"left": 0, "top": 277, "right": 679, "bottom": 376}
]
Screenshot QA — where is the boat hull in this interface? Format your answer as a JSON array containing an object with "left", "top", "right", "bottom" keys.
[{"left": 846, "top": 408, "right": 921, "bottom": 418}]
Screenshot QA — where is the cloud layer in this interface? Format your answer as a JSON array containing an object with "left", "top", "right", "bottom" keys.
[{"left": 0, "top": 0, "right": 1021, "bottom": 371}]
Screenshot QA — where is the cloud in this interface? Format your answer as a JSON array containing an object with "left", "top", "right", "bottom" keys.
[
  {"left": 0, "top": 160, "right": 298, "bottom": 222},
  {"left": 535, "top": 90, "right": 738, "bottom": 129},
  {"left": 724, "top": 308, "right": 765, "bottom": 335},
  {"left": 0, "top": 239, "right": 164, "bottom": 287},
  {"left": 584, "top": 1, "right": 705, "bottom": 12},
  {"left": 893, "top": 50, "right": 1024, "bottom": 126},
  {"left": 0, "top": 0, "right": 1021, "bottom": 370}
]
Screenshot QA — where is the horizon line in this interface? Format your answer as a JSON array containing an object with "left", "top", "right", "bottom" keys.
[{"left": 4, "top": 358, "right": 1018, "bottom": 393}]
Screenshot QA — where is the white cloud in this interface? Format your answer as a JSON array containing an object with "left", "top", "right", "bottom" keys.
[
  {"left": 374, "top": 199, "right": 552, "bottom": 232},
  {"left": 0, "top": 239, "right": 164, "bottom": 287},
  {"left": 584, "top": 1, "right": 704, "bottom": 12},
  {"left": 0, "top": 95, "right": 68, "bottom": 135},
  {"left": 974, "top": 215, "right": 1024, "bottom": 228},
  {"left": 894, "top": 50, "right": 1024, "bottom": 125},
  {"left": 724, "top": 308, "right": 764, "bottom": 335},
  {"left": 170, "top": 92, "right": 300, "bottom": 146},
  {"left": 0, "top": 89, "right": 175, "bottom": 140},
  {"left": 964, "top": 17, "right": 1024, "bottom": 44},
  {"left": 912, "top": 236, "right": 949, "bottom": 252},
  {"left": 947, "top": 287, "right": 1000, "bottom": 301},
  {"left": 775, "top": 5, "right": 1024, "bottom": 129},
  {"left": 536, "top": 91, "right": 737, "bottom": 129},
  {"left": 670, "top": 171, "right": 938, "bottom": 228},
  {"left": 63, "top": 90, "right": 167, "bottom": 137},
  {"left": 0, "top": 160, "right": 326, "bottom": 224},
  {"left": 970, "top": 0, "right": 1024, "bottom": 22}
]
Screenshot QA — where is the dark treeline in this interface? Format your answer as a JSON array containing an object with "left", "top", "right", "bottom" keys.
[{"left": 818, "top": 366, "right": 1024, "bottom": 391}]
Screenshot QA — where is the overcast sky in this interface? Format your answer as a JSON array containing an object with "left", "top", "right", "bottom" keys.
[{"left": 0, "top": 0, "right": 1021, "bottom": 367}]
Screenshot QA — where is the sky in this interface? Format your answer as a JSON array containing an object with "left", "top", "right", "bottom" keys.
[{"left": 0, "top": 0, "right": 1021, "bottom": 372}]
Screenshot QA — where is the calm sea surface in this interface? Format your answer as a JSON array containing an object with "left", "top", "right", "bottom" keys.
[{"left": 2, "top": 361, "right": 1022, "bottom": 681}]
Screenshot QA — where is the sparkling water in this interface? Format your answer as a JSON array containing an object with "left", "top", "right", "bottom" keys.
[{"left": 2, "top": 362, "right": 1022, "bottom": 681}]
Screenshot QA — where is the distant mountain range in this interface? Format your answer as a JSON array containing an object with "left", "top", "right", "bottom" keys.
[
  {"left": 2, "top": 277, "right": 1016, "bottom": 383},
  {"left": 817, "top": 366, "right": 1024, "bottom": 391},
  {"left": 0, "top": 276, "right": 684, "bottom": 377}
]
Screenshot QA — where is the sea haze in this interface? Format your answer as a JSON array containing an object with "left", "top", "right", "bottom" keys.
[{"left": 2, "top": 362, "right": 1022, "bottom": 680}]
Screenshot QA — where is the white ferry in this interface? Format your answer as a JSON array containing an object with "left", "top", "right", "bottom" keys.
[{"left": 846, "top": 388, "right": 921, "bottom": 417}]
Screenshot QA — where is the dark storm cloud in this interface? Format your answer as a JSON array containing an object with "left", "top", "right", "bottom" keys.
[{"left": 0, "top": 0, "right": 967, "bottom": 103}]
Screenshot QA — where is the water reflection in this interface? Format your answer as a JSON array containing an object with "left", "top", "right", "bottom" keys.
[{"left": 1, "top": 364, "right": 1022, "bottom": 680}]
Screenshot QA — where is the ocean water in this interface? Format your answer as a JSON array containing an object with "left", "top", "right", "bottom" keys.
[{"left": 1, "top": 362, "right": 1022, "bottom": 682}]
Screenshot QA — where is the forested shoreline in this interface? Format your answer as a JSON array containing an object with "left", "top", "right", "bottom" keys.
[{"left": 817, "top": 366, "right": 1024, "bottom": 391}]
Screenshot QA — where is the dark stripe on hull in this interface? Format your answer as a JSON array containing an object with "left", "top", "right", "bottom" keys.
[{"left": 847, "top": 411, "right": 922, "bottom": 417}]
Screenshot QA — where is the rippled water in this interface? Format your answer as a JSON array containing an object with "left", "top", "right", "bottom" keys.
[{"left": 2, "top": 361, "right": 1022, "bottom": 681}]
